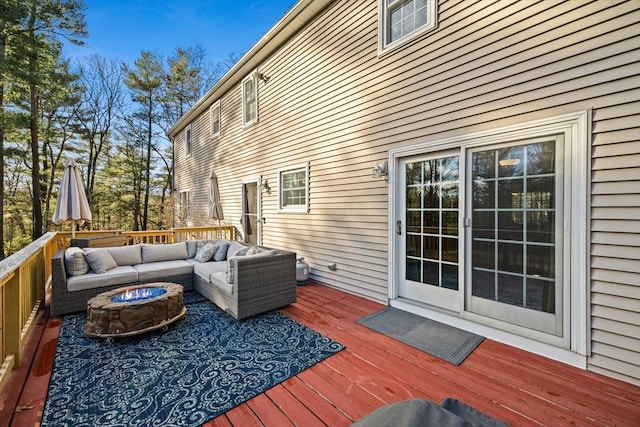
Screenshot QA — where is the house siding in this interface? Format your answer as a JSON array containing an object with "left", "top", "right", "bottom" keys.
[
  {"left": 171, "top": 0, "right": 640, "bottom": 385},
  {"left": 590, "top": 105, "right": 640, "bottom": 385}
]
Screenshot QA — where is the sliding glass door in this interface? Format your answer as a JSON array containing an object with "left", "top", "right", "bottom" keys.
[
  {"left": 397, "top": 134, "right": 566, "bottom": 338},
  {"left": 466, "top": 136, "right": 564, "bottom": 335}
]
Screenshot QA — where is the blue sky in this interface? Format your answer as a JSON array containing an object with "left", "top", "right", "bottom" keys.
[{"left": 64, "top": 0, "right": 298, "bottom": 65}]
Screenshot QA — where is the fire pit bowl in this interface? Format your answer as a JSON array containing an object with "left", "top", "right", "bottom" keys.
[{"left": 84, "top": 282, "right": 185, "bottom": 339}]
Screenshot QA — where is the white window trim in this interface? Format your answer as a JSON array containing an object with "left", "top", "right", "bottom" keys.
[
  {"left": 185, "top": 125, "right": 192, "bottom": 157},
  {"left": 388, "top": 112, "right": 589, "bottom": 367},
  {"left": 210, "top": 100, "right": 221, "bottom": 138},
  {"left": 242, "top": 72, "right": 259, "bottom": 128},
  {"left": 378, "top": 0, "right": 438, "bottom": 55},
  {"left": 178, "top": 189, "right": 191, "bottom": 220},
  {"left": 278, "top": 162, "right": 310, "bottom": 213}
]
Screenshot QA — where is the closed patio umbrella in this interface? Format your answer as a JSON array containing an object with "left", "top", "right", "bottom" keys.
[
  {"left": 208, "top": 171, "right": 224, "bottom": 237},
  {"left": 52, "top": 158, "right": 92, "bottom": 237}
]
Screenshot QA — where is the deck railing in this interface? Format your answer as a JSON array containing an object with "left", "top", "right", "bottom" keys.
[
  {"left": 0, "top": 232, "right": 58, "bottom": 394},
  {"left": 0, "top": 226, "right": 234, "bottom": 395},
  {"left": 54, "top": 226, "right": 235, "bottom": 248}
]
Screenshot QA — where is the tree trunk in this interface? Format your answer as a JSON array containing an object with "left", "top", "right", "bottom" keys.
[
  {"left": 27, "top": 0, "right": 42, "bottom": 239},
  {"left": 0, "top": 28, "right": 6, "bottom": 259},
  {"left": 142, "top": 98, "right": 152, "bottom": 231},
  {"left": 30, "top": 82, "right": 43, "bottom": 239}
]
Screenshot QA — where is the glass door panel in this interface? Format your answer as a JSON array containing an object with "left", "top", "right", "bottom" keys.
[
  {"left": 467, "top": 137, "right": 562, "bottom": 335},
  {"left": 400, "top": 153, "right": 460, "bottom": 312},
  {"left": 242, "top": 181, "right": 259, "bottom": 245}
]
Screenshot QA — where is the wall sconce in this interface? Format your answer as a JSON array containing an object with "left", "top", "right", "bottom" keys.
[
  {"left": 256, "top": 72, "right": 270, "bottom": 83},
  {"left": 261, "top": 179, "right": 271, "bottom": 194},
  {"left": 372, "top": 161, "right": 388, "bottom": 181}
]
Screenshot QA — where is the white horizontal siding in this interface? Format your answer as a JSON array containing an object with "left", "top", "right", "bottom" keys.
[
  {"left": 588, "top": 50, "right": 640, "bottom": 385},
  {"left": 173, "top": 0, "right": 640, "bottom": 384}
]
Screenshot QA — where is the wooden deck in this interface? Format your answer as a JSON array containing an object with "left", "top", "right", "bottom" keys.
[{"left": 1, "top": 282, "right": 639, "bottom": 426}]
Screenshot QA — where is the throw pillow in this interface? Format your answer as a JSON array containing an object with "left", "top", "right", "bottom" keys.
[
  {"left": 213, "top": 243, "right": 230, "bottom": 261},
  {"left": 187, "top": 239, "right": 217, "bottom": 258},
  {"left": 227, "top": 241, "right": 250, "bottom": 258},
  {"left": 64, "top": 247, "right": 90, "bottom": 276},
  {"left": 83, "top": 248, "right": 118, "bottom": 274},
  {"left": 194, "top": 242, "right": 218, "bottom": 263},
  {"left": 246, "top": 245, "right": 260, "bottom": 256}
]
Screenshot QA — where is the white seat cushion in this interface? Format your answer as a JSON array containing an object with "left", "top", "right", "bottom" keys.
[
  {"left": 211, "top": 272, "right": 233, "bottom": 295},
  {"left": 67, "top": 266, "right": 138, "bottom": 292},
  {"left": 193, "top": 261, "right": 227, "bottom": 281}
]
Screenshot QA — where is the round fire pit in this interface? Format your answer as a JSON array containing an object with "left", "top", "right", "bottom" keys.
[{"left": 84, "top": 282, "right": 185, "bottom": 339}]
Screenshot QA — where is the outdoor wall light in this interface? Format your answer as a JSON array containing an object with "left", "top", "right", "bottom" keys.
[
  {"left": 372, "top": 161, "right": 388, "bottom": 181},
  {"left": 261, "top": 180, "right": 271, "bottom": 194},
  {"left": 256, "top": 72, "right": 270, "bottom": 83}
]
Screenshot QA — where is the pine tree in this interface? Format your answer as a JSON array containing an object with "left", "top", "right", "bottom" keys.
[{"left": 124, "top": 51, "right": 163, "bottom": 231}]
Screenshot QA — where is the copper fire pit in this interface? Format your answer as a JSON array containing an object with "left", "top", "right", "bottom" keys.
[{"left": 84, "top": 282, "right": 185, "bottom": 339}]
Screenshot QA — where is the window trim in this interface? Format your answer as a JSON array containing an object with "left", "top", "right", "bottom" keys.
[
  {"left": 278, "top": 162, "right": 310, "bottom": 213},
  {"left": 210, "top": 100, "right": 221, "bottom": 138},
  {"left": 185, "top": 125, "right": 192, "bottom": 156},
  {"left": 242, "top": 72, "right": 258, "bottom": 128},
  {"left": 378, "top": 0, "right": 438, "bottom": 54}
]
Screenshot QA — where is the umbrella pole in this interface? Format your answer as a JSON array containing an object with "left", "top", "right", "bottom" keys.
[{"left": 72, "top": 220, "right": 76, "bottom": 238}]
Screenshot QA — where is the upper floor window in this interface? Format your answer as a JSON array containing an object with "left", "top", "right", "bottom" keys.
[
  {"left": 379, "top": 0, "right": 437, "bottom": 52},
  {"left": 185, "top": 125, "right": 192, "bottom": 156},
  {"left": 210, "top": 101, "right": 221, "bottom": 138},
  {"left": 278, "top": 163, "right": 309, "bottom": 213},
  {"left": 243, "top": 74, "right": 258, "bottom": 127}
]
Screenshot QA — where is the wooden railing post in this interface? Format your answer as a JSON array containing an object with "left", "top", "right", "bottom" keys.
[
  {"left": 0, "top": 232, "right": 56, "bottom": 396},
  {"left": 0, "top": 271, "right": 19, "bottom": 392}
]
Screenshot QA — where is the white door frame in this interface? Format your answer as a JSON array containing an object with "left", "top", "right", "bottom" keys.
[
  {"left": 397, "top": 151, "right": 462, "bottom": 313},
  {"left": 387, "top": 112, "right": 589, "bottom": 367},
  {"left": 242, "top": 176, "right": 262, "bottom": 245}
]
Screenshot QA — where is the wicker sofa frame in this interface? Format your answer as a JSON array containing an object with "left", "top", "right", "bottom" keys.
[
  {"left": 51, "top": 250, "right": 193, "bottom": 316},
  {"left": 50, "top": 246, "right": 297, "bottom": 319},
  {"left": 194, "top": 251, "right": 297, "bottom": 320}
]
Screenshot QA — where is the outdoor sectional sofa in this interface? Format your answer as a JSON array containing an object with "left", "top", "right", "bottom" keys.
[{"left": 50, "top": 239, "right": 297, "bottom": 319}]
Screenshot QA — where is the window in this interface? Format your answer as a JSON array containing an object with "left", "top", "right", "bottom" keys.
[
  {"left": 185, "top": 125, "right": 192, "bottom": 156},
  {"left": 210, "top": 101, "right": 221, "bottom": 138},
  {"left": 178, "top": 190, "right": 191, "bottom": 220},
  {"left": 278, "top": 163, "right": 309, "bottom": 212},
  {"left": 379, "top": 0, "right": 437, "bottom": 52},
  {"left": 242, "top": 74, "right": 258, "bottom": 127}
]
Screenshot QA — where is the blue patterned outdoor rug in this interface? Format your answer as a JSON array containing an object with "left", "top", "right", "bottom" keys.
[{"left": 42, "top": 293, "right": 344, "bottom": 426}]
